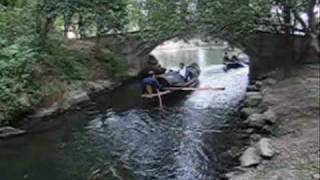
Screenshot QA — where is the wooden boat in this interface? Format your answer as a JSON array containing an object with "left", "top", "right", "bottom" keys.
[
  {"left": 223, "top": 62, "right": 244, "bottom": 72},
  {"left": 141, "top": 63, "right": 201, "bottom": 99},
  {"left": 223, "top": 54, "right": 248, "bottom": 72}
]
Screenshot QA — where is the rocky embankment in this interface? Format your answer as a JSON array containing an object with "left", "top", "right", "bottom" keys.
[
  {"left": 226, "top": 64, "right": 320, "bottom": 180},
  {"left": 0, "top": 79, "right": 125, "bottom": 138},
  {"left": 0, "top": 39, "right": 134, "bottom": 138}
]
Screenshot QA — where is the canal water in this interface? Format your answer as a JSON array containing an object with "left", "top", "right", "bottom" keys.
[{"left": 0, "top": 47, "right": 249, "bottom": 180}]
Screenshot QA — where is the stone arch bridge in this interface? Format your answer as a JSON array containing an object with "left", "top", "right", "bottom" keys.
[{"left": 79, "top": 31, "right": 312, "bottom": 80}]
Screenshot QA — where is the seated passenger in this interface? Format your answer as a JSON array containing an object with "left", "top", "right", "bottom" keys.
[
  {"left": 231, "top": 55, "right": 239, "bottom": 63},
  {"left": 178, "top": 62, "right": 187, "bottom": 79},
  {"left": 178, "top": 62, "right": 198, "bottom": 82},
  {"left": 223, "top": 52, "right": 230, "bottom": 64},
  {"left": 185, "top": 69, "right": 193, "bottom": 81}
]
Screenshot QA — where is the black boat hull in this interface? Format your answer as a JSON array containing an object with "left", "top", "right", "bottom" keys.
[{"left": 223, "top": 62, "right": 244, "bottom": 71}]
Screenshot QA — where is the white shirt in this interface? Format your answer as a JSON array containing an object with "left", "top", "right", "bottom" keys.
[{"left": 179, "top": 67, "right": 186, "bottom": 77}]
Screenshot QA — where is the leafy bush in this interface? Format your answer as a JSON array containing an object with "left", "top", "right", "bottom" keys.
[
  {"left": 44, "top": 44, "right": 90, "bottom": 81},
  {"left": 0, "top": 40, "right": 40, "bottom": 124},
  {"left": 0, "top": 4, "right": 40, "bottom": 124},
  {"left": 97, "top": 51, "right": 128, "bottom": 77}
]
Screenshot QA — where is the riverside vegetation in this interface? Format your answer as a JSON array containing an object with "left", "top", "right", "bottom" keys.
[{"left": 0, "top": 1, "right": 128, "bottom": 125}]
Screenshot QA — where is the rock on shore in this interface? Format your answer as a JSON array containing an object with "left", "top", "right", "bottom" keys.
[
  {"left": 240, "top": 147, "right": 261, "bottom": 167},
  {"left": 0, "top": 126, "right": 26, "bottom": 138},
  {"left": 257, "top": 138, "right": 274, "bottom": 158},
  {"left": 244, "top": 92, "right": 263, "bottom": 107}
]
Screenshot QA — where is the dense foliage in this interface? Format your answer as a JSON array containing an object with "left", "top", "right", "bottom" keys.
[
  {"left": 0, "top": 3, "right": 40, "bottom": 123},
  {"left": 0, "top": 0, "right": 129, "bottom": 124},
  {"left": 128, "top": 0, "right": 319, "bottom": 50}
]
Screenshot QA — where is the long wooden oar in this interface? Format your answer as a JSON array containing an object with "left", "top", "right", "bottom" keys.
[
  {"left": 141, "top": 90, "right": 171, "bottom": 98},
  {"left": 156, "top": 89, "right": 163, "bottom": 109},
  {"left": 164, "top": 87, "right": 225, "bottom": 91}
]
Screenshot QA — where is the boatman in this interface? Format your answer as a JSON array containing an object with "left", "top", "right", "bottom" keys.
[
  {"left": 139, "top": 55, "right": 166, "bottom": 79},
  {"left": 142, "top": 70, "right": 162, "bottom": 94}
]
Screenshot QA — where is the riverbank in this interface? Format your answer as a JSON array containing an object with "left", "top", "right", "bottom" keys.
[
  {"left": 227, "top": 63, "right": 320, "bottom": 179},
  {"left": 0, "top": 40, "right": 131, "bottom": 135}
]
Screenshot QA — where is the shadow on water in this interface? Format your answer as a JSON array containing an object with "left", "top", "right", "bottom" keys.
[{"left": 0, "top": 47, "right": 249, "bottom": 180}]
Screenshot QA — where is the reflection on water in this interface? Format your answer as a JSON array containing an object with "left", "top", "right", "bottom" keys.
[{"left": 0, "top": 47, "right": 249, "bottom": 180}]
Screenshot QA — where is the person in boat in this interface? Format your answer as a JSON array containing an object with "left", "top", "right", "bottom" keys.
[
  {"left": 231, "top": 55, "right": 239, "bottom": 63},
  {"left": 140, "top": 55, "right": 166, "bottom": 78},
  {"left": 142, "top": 70, "right": 162, "bottom": 94},
  {"left": 223, "top": 52, "right": 236, "bottom": 72},
  {"left": 178, "top": 62, "right": 187, "bottom": 78},
  {"left": 185, "top": 62, "right": 199, "bottom": 81},
  {"left": 223, "top": 52, "right": 231, "bottom": 64},
  {"left": 178, "top": 62, "right": 194, "bottom": 82}
]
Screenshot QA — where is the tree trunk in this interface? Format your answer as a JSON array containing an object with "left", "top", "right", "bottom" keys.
[
  {"left": 307, "top": 0, "right": 319, "bottom": 57},
  {"left": 78, "top": 14, "right": 85, "bottom": 39},
  {"left": 39, "top": 16, "right": 55, "bottom": 49},
  {"left": 283, "top": 3, "right": 292, "bottom": 34},
  {"left": 63, "top": 17, "right": 69, "bottom": 37},
  {"left": 292, "top": 0, "right": 319, "bottom": 59},
  {"left": 63, "top": 0, "right": 70, "bottom": 37},
  {"left": 307, "top": 0, "right": 316, "bottom": 32},
  {"left": 95, "top": 13, "right": 104, "bottom": 55},
  {"left": 310, "top": 33, "right": 320, "bottom": 57}
]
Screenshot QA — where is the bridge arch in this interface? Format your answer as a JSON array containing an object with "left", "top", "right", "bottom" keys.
[{"left": 85, "top": 31, "right": 313, "bottom": 80}]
